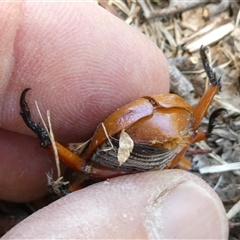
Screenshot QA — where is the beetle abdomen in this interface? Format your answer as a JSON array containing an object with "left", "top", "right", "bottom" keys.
[{"left": 90, "top": 138, "right": 180, "bottom": 172}]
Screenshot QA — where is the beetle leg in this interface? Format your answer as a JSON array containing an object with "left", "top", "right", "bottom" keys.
[
  {"left": 176, "top": 156, "right": 192, "bottom": 171},
  {"left": 85, "top": 163, "right": 132, "bottom": 180},
  {"left": 165, "top": 145, "right": 189, "bottom": 169},
  {"left": 206, "top": 108, "right": 227, "bottom": 136},
  {"left": 20, "top": 89, "right": 131, "bottom": 182},
  {"left": 200, "top": 46, "right": 220, "bottom": 85},
  {"left": 20, "top": 89, "right": 88, "bottom": 170},
  {"left": 191, "top": 108, "right": 228, "bottom": 143},
  {"left": 167, "top": 107, "right": 226, "bottom": 169},
  {"left": 20, "top": 88, "right": 51, "bottom": 148},
  {"left": 192, "top": 46, "right": 221, "bottom": 131},
  {"left": 52, "top": 142, "right": 131, "bottom": 178}
]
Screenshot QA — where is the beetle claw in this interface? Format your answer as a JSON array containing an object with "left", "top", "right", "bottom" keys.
[
  {"left": 207, "top": 108, "right": 228, "bottom": 136},
  {"left": 20, "top": 88, "right": 51, "bottom": 148},
  {"left": 200, "top": 45, "right": 221, "bottom": 86}
]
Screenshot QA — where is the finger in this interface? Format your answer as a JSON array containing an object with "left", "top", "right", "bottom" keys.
[
  {"left": 0, "top": 128, "right": 58, "bottom": 202},
  {"left": 1, "top": 2, "right": 169, "bottom": 142},
  {"left": 3, "top": 170, "right": 229, "bottom": 239}
]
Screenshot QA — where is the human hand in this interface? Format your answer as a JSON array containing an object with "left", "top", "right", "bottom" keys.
[{"left": 0, "top": 2, "right": 228, "bottom": 238}]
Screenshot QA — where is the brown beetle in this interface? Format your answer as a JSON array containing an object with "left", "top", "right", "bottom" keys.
[{"left": 20, "top": 46, "right": 224, "bottom": 191}]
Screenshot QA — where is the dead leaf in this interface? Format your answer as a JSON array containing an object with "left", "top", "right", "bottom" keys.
[{"left": 117, "top": 130, "right": 134, "bottom": 165}]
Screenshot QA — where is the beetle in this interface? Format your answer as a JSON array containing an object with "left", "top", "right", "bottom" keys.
[{"left": 19, "top": 46, "right": 224, "bottom": 192}]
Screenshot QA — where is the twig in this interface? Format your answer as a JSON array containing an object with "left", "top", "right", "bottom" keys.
[
  {"left": 101, "top": 123, "right": 114, "bottom": 151},
  {"left": 148, "top": 2, "right": 205, "bottom": 19},
  {"left": 168, "top": 62, "right": 194, "bottom": 96},
  {"left": 227, "top": 199, "right": 240, "bottom": 220},
  {"left": 34, "top": 101, "right": 49, "bottom": 136},
  {"left": 34, "top": 101, "right": 61, "bottom": 179},
  {"left": 199, "top": 162, "right": 240, "bottom": 174},
  {"left": 47, "top": 110, "right": 61, "bottom": 179}
]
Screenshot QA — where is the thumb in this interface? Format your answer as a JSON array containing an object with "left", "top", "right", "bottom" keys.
[{"left": 2, "top": 170, "right": 228, "bottom": 239}]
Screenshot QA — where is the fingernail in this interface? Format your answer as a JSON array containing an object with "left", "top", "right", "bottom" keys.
[{"left": 145, "top": 181, "right": 228, "bottom": 239}]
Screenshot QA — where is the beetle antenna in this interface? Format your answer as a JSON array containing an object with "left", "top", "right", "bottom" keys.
[
  {"left": 200, "top": 46, "right": 221, "bottom": 86},
  {"left": 20, "top": 88, "right": 51, "bottom": 148},
  {"left": 207, "top": 108, "right": 228, "bottom": 136}
]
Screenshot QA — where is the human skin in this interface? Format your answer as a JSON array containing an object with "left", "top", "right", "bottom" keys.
[{"left": 0, "top": 2, "right": 228, "bottom": 239}]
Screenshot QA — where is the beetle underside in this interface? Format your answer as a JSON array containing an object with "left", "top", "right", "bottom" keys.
[{"left": 90, "top": 137, "right": 181, "bottom": 171}]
